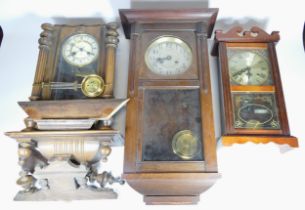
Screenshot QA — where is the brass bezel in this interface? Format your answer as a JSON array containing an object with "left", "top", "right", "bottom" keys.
[{"left": 144, "top": 36, "right": 193, "bottom": 75}]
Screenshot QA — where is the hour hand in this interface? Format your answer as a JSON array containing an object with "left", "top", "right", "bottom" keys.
[{"left": 156, "top": 55, "right": 172, "bottom": 63}]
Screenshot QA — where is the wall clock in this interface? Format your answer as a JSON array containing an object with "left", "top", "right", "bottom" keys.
[
  {"left": 212, "top": 26, "right": 298, "bottom": 147},
  {"left": 30, "top": 22, "right": 119, "bottom": 100},
  {"left": 120, "top": 9, "right": 220, "bottom": 205},
  {"left": 5, "top": 22, "right": 128, "bottom": 201}
]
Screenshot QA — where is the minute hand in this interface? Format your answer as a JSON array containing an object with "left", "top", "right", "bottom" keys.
[{"left": 232, "top": 66, "right": 251, "bottom": 77}]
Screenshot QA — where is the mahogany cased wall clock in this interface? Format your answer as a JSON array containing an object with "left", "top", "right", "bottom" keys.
[
  {"left": 30, "top": 23, "right": 118, "bottom": 100},
  {"left": 119, "top": 9, "right": 220, "bottom": 205},
  {"left": 212, "top": 26, "right": 298, "bottom": 147}
]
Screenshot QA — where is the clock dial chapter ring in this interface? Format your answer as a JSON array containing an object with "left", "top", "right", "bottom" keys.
[
  {"left": 144, "top": 36, "right": 193, "bottom": 75},
  {"left": 81, "top": 74, "right": 105, "bottom": 97},
  {"left": 172, "top": 130, "right": 199, "bottom": 160},
  {"left": 229, "top": 51, "right": 270, "bottom": 85},
  {"left": 62, "top": 33, "right": 99, "bottom": 67}
]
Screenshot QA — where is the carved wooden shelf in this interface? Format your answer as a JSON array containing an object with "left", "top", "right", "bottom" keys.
[{"left": 19, "top": 99, "right": 129, "bottom": 119}]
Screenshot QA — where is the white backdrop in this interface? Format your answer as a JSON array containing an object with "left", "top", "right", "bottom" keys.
[{"left": 0, "top": 0, "right": 305, "bottom": 210}]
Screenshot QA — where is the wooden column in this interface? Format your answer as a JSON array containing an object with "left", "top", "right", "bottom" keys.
[
  {"left": 103, "top": 22, "right": 119, "bottom": 98},
  {"left": 30, "top": 23, "right": 53, "bottom": 101}
]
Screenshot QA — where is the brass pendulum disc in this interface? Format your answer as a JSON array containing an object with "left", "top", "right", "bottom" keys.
[
  {"left": 172, "top": 130, "right": 198, "bottom": 160},
  {"left": 81, "top": 74, "right": 105, "bottom": 98}
]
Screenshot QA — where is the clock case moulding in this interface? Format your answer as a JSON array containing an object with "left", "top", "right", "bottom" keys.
[
  {"left": 120, "top": 8, "right": 220, "bottom": 205},
  {"left": 212, "top": 26, "right": 298, "bottom": 148}
]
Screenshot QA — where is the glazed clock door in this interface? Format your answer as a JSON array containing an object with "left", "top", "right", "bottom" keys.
[
  {"left": 225, "top": 43, "right": 282, "bottom": 134},
  {"left": 137, "top": 32, "right": 204, "bottom": 170},
  {"left": 50, "top": 25, "right": 105, "bottom": 100},
  {"left": 140, "top": 88, "right": 204, "bottom": 162},
  {"left": 30, "top": 23, "right": 119, "bottom": 101}
]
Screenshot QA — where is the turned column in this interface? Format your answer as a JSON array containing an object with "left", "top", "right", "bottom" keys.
[
  {"left": 103, "top": 22, "right": 119, "bottom": 98},
  {"left": 30, "top": 23, "right": 53, "bottom": 101},
  {"left": 16, "top": 141, "right": 36, "bottom": 192}
]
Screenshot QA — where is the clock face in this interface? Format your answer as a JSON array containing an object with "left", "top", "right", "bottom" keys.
[
  {"left": 228, "top": 48, "right": 272, "bottom": 85},
  {"left": 233, "top": 93, "right": 281, "bottom": 129},
  {"left": 144, "top": 36, "right": 192, "bottom": 75},
  {"left": 62, "top": 33, "right": 99, "bottom": 67}
]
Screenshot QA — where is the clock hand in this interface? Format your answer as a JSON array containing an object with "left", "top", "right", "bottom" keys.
[
  {"left": 165, "top": 55, "right": 172, "bottom": 60},
  {"left": 156, "top": 55, "right": 172, "bottom": 63},
  {"left": 232, "top": 66, "right": 251, "bottom": 77},
  {"left": 246, "top": 67, "right": 252, "bottom": 78}
]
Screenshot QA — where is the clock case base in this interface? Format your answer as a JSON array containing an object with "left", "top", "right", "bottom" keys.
[
  {"left": 6, "top": 99, "right": 129, "bottom": 200},
  {"left": 221, "top": 135, "right": 298, "bottom": 147},
  {"left": 124, "top": 173, "right": 220, "bottom": 205}
]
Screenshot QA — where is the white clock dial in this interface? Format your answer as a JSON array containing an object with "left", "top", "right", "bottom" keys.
[
  {"left": 62, "top": 33, "right": 99, "bottom": 67},
  {"left": 145, "top": 36, "right": 192, "bottom": 75}
]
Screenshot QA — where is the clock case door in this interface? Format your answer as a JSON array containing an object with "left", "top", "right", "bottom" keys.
[
  {"left": 30, "top": 24, "right": 107, "bottom": 100},
  {"left": 212, "top": 26, "right": 298, "bottom": 147},
  {"left": 120, "top": 9, "right": 219, "bottom": 205}
]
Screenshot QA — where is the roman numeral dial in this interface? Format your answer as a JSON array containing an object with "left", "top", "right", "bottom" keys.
[{"left": 62, "top": 33, "right": 99, "bottom": 67}]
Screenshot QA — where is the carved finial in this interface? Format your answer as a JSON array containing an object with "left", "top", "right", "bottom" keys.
[
  {"left": 38, "top": 23, "right": 54, "bottom": 50},
  {"left": 106, "top": 22, "right": 119, "bottom": 47},
  {"left": 106, "top": 22, "right": 119, "bottom": 30}
]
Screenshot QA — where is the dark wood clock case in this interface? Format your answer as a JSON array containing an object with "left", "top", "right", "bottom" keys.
[{"left": 120, "top": 9, "right": 220, "bottom": 205}]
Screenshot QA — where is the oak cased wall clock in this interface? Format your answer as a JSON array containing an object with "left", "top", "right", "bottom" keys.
[
  {"left": 120, "top": 9, "right": 220, "bottom": 205},
  {"left": 30, "top": 23, "right": 118, "bottom": 100},
  {"left": 212, "top": 26, "right": 298, "bottom": 147}
]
